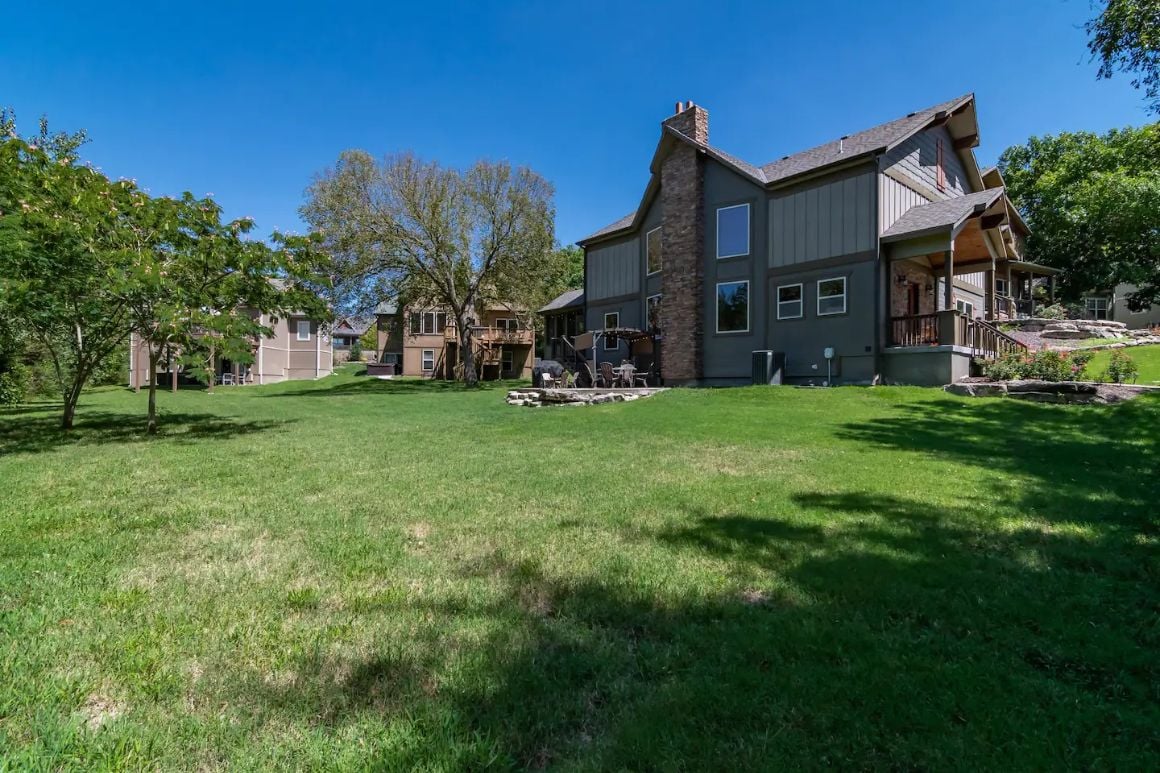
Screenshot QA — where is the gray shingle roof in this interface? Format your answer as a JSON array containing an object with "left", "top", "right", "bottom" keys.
[
  {"left": 880, "top": 188, "right": 1004, "bottom": 241},
  {"left": 579, "top": 94, "right": 975, "bottom": 245},
  {"left": 758, "top": 94, "right": 972, "bottom": 183},
  {"left": 538, "top": 288, "right": 585, "bottom": 313},
  {"left": 373, "top": 301, "right": 398, "bottom": 315}
]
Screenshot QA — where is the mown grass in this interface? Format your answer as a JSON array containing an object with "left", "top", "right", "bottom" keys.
[
  {"left": 1, "top": 366, "right": 1157, "bottom": 769},
  {"left": 1086, "top": 343, "right": 1160, "bottom": 384}
]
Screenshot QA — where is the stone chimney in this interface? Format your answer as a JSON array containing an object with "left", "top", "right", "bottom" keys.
[
  {"left": 659, "top": 101, "right": 708, "bottom": 384},
  {"left": 662, "top": 101, "right": 709, "bottom": 144}
]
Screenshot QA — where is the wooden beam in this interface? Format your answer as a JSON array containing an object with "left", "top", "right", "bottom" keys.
[
  {"left": 953, "top": 134, "right": 979, "bottom": 150},
  {"left": 979, "top": 213, "right": 1005, "bottom": 231},
  {"left": 929, "top": 110, "right": 950, "bottom": 127}
]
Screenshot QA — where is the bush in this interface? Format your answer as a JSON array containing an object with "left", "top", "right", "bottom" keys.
[
  {"left": 1103, "top": 350, "right": 1139, "bottom": 383},
  {"left": 0, "top": 365, "right": 28, "bottom": 405},
  {"left": 977, "top": 349, "right": 1094, "bottom": 382},
  {"left": 1037, "top": 303, "right": 1068, "bottom": 320}
]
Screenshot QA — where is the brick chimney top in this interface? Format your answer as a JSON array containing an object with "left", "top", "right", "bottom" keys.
[{"left": 662, "top": 100, "right": 709, "bottom": 145}]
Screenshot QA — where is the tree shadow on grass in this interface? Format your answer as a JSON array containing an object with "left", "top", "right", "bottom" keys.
[
  {"left": 258, "top": 374, "right": 521, "bottom": 399},
  {"left": 218, "top": 497, "right": 1157, "bottom": 769},
  {"left": 0, "top": 409, "right": 292, "bottom": 457}
]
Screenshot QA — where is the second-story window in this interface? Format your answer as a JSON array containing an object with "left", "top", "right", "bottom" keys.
[
  {"left": 494, "top": 318, "right": 519, "bottom": 332},
  {"left": 415, "top": 311, "right": 447, "bottom": 335},
  {"left": 646, "top": 227, "right": 662, "bottom": 275},
  {"left": 717, "top": 203, "right": 750, "bottom": 259},
  {"left": 645, "top": 294, "right": 662, "bottom": 331}
]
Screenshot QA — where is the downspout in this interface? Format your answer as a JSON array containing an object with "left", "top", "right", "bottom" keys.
[
  {"left": 257, "top": 320, "right": 265, "bottom": 385},
  {"left": 128, "top": 332, "right": 135, "bottom": 390},
  {"left": 872, "top": 153, "right": 883, "bottom": 384},
  {"left": 315, "top": 322, "right": 321, "bottom": 378}
]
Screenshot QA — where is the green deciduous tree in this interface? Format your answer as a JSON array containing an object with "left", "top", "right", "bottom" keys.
[
  {"left": 1087, "top": 0, "right": 1160, "bottom": 113},
  {"left": 302, "top": 151, "right": 555, "bottom": 385},
  {"left": 998, "top": 124, "right": 1160, "bottom": 308}
]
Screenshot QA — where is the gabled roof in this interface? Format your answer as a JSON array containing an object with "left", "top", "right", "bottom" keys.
[
  {"left": 538, "top": 288, "right": 585, "bottom": 313},
  {"left": 880, "top": 188, "right": 1005, "bottom": 242},
  {"left": 333, "top": 315, "right": 375, "bottom": 336},
  {"left": 579, "top": 93, "right": 978, "bottom": 246}
]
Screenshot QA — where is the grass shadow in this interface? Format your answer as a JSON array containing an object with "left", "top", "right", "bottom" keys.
[
  {"left": 259, "top": 374, "right": 524, "bottom": 398},
  {"left": 0, "top": 409, "right": 293, "bottom": 456}
]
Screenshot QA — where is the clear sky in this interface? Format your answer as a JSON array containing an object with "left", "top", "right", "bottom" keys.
[{"left": 0, "top": 1, "right": 1149, "bottom": 246}]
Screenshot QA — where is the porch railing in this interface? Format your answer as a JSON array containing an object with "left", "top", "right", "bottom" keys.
[
  {"left": 891, "top": 312, "right": 1026, "bottom": 359},
  {"left": 890, "top": 313, "right": 939, "bottom": 347},
  {"left": 443, "top": 325, "right": 534, "bottom": 346}
]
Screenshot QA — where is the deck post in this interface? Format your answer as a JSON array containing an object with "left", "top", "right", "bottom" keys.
[
  {"left": 985, "top": 268, "right": 996, "bottom": 320},
  {"left": 943, "top": 249, "right": 954, "bottom": 312}
]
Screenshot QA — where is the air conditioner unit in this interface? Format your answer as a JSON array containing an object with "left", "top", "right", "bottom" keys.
[{"left": 751, "top": 350, "right": 786, "bottom": 385}]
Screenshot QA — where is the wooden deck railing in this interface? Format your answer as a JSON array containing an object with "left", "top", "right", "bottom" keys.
[
  {"left": 890, "top": 313, "right": 939, "bottom": 347},
  {"left": 443, "top": 325, "right": 534, "bottom": 346},
  {"left": 891, "top": 312, "right": 1026, "bottom": 359}
]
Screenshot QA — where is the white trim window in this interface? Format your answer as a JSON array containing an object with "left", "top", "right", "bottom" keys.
[
  {"left": 645, "top": 294, "right": 662, "bottom": 331},
  {"left": 995, "top": 278, "right": 1008, "bottom": 296},
  {"left": 603, "top": 312, "right": 619, "bottom": 350},
  {"left": 296, "top": 320, "right": 311, "bottom": 341},
  {"left": 776, "top": 283, "right": 803, "bottom": 320},
  {"left": 817, "top": 277, "right": 847, "bottom": 316},
  {"left": 956, "top": 299, "right": 975, "bottom": 317},
  {"left": 493, "top": 318, "right": 519, "bottom": 332},
  {"left": 716, "top": 203, "right": 750, "bottom": 259},
  {"left": 417, "top": 311, "right": 448, "bottom": 335},
  {"left": 646, "top": 227, "right": 662, "bottom": 275},
  {"left": 421, "top": 349, "right": 435, "bottom": 372},
  {"left": 1085, "top": 297, "right": 1109, "bottom": 320},
  {"left": 716, "top": 280, "right": 750, "bottom": 333}
]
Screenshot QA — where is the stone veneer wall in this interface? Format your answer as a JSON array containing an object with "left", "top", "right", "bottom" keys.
[
  {"left": 660, "top": 105, "right": 708, "bottom": 384},
  {"left": 891, "top": 261, "right": 936, "bottom": 318}
]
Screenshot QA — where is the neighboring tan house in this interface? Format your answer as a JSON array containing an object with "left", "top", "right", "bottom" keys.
[
  {"left": 373, "top": 302, "right": 535, "bottom": 379},
  {"left": 576, "top": 93, "right": 1046, "bottom": 386},
  {"left": 128, "top": 311, "right": 333, "bottom": 388},
  {"left": 1083, "top": 284, "right": 1160, "bottom": 328},
  {"left": 331, "top": 316, "right": 375, "bottom": 362}
]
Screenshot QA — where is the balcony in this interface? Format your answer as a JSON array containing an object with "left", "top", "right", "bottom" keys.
[{"left": 443, "top": 325, "right": 534, "bottom": 347}]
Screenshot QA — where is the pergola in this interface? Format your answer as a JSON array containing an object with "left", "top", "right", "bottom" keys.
[{"left": 571, "top": 327, "right": 658, "bottom": 385}]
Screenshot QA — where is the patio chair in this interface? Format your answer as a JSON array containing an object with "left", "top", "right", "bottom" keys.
[
  {"left": 598, "top": 361, "right": 617, "bottom": 388},
  {"left": 619, "top": 363, "right": 648, "bottom": 388},
  {"left": 221, "top": 373, "right": 234, "bottom": 386},
  {"left": 558, "top": 370, "right": 574, "bottom": 388}
]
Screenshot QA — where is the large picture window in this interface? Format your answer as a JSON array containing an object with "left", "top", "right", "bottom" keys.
[
  {"left": 646, "top": 227, "right": 662, "bottom": 275},
  {"left": 417, "top": 311, "right": 448, "bottom": 335},
  {"left": 716, "top": 281, "right": 749, "bottom": 333},
  {"left": 603, "top": 312, "right": 619, "bottom": 350},
  {"left": 776, "top": 284, "right": 803, "bottom": 320},
  {"left": 716, "top": 204, "right": 750, "bottom": 259},
  {"left": 817, "top": 277, "right": 847, "bottom": 316}
]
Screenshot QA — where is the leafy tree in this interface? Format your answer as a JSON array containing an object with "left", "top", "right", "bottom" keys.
[
  {"left": 302, "top": 151, "right": 555, "bottom": 385},
  {"left": 1087, "top": 0, "right": 1160, "bottom": 113},
  {"left": 0, "top": 136, "right": 144, "bottom": 428},
  {"left": 998, "top": 124, "right": 1160, "bottom": 308}
]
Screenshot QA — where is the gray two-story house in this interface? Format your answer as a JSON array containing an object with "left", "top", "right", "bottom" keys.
[{"left": 577, "top": 93, "right": 1045, "bottom": 386}]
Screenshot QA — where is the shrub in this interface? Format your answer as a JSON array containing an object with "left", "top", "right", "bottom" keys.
[
  {"left": 0, "top": 365, "right": 28, "bottom": 405},
  {"left": 978, "top": 349, "right": 1094, "bottom": 382},
  {"left": 1037, "top": 303, "right": 1068, "bottom": 320},
  {"left": 1103, "top": 350, "right": 1139, "bottom": 384}
]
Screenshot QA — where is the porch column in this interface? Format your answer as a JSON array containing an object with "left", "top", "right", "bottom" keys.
[
  {"left": 943, "top": 249, "right": 954, "bottom": 312},
  {"left": 985, "top": 268, "right": 996, "bottom": 320},
  {"left": 1049, "top": 275, "right": 1056, "bottom": 305}
]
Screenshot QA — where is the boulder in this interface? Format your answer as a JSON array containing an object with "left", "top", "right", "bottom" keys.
[{"left": 1006, "top": 380, "right": 1097, "bottom": 395}]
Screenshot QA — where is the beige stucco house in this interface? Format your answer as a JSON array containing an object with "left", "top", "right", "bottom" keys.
[{"left": 128, "top": 312, "right": 333, "bottom": 388}]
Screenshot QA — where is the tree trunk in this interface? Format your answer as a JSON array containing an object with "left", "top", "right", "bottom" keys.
[
  {"left": 458, "top": 314, "right": 478, "bottom": 386},
  {"left": 147, "top": 344, "right": 159, "bottom": 434},
  {"left": 60, "top": 371, "right": 86, "bottom": 430},
  {"left": 169, "top": 344, "right": 178, "bottom": 393},
  {"left": 207, "top": 340, "right": 215, "bottom": 394}
]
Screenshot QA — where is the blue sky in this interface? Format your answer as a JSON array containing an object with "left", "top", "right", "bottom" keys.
[{"left": 0, "top": 1, "right": 1149, "bottom": 246}]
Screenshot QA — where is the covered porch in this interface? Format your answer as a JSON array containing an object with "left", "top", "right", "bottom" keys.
[{"left": 882, "top": 188, "right": 1031, "bottom": 361}]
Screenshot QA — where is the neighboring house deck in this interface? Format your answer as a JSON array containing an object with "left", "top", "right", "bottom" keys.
[
  {"left": 572, "top": 93, "right": 1043, "bottom": 386},
  {"left": 373, "top": 302, "right": 535, "bottom": 379}
]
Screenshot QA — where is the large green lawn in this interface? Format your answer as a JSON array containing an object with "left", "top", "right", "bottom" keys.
[
  {"left": 1, "top": 368, "right": 1157, "bottom": 769},
  {"left": 1087, "top": 343, "right": 1160, "bottom": 384}
]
